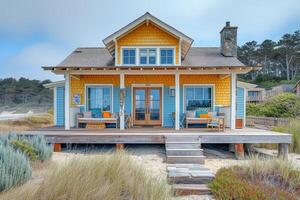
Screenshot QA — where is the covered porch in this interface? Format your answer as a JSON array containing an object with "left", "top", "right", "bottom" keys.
[{"left": 45, "top": 67, "right": 249, "bottom": 132}]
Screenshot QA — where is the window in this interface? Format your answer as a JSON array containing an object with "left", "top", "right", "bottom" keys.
[
  {"left": 86, "top": 86, "right": 112, "bottom": 112},
  {"left": 248, "top": 91, "right": 258, "bottom": 97},
  {"left": 140, "top": 48, "right": 156, "bottom": 65},
  {"left": 123, "top": 49, "right": 136, "bottom": 65},
  {"left": 160, "top": 49, "right": 174, "bottom": 64},
  {"left": 185, "top": 86, "right": 212, "bottom": 112}
]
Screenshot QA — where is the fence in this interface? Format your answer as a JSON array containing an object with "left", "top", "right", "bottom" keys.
[{"left": 246, "top": 116, "right": 291, "bottom": 127}]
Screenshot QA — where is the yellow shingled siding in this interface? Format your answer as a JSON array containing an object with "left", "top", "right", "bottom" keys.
[
  {"left": 180, "top": 75, "right": 231, "bottom": 106},
  {"left": 125, "top": 75, "right": 174, "bottom": 86},
  {"left": 117, "top": 22, "right": 179, "bottom": 65},
  {"left": 70, "top": 75, "right": 119, "bottom": 106}
]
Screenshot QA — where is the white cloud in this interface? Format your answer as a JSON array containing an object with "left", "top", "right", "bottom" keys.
[
  {"left": 0, "top": 43, "right": 67, "bottom": 81},
  {"left": 0, "top": 0, "right": 299, "bottom": 80}
]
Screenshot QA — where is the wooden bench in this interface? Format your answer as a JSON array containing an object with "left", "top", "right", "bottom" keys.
[{"left": 77, "top": 117, "right": 118, "bottom": 129}]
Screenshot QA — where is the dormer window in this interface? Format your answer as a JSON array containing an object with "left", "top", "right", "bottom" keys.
[
  {"left": 123, "top": 49, "right": 136, "bottom": 65},
  {"left": 160, "top": 49, "right": 174, "bottom": 65},
  {"left": 140, "top": 48, "right": 156, "bottom": 65}
]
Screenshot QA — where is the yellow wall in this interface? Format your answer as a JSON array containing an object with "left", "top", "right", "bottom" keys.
[
  {"left": 180, "top": 75, "right": 231, "bottom": 106},
  {"left": 125, "top": 75, "right": 174, "bottom": 86},
  {"left": 69, "top": 74, "right": 231, "bottom": 107},
  {"left": 117, "top": 22, "right": 180, "bottom": 65},
  {"left": 70, "top": 75, "right": 119, "bottom": 106}
]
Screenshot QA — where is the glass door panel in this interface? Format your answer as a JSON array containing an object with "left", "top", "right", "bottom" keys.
[
  {"left": 133, "top": 87, "right": 162, "bottom": 126},
  {"left": 134, "top": 89, "right": 146, "bottom": 124},
  {"left": 149, "top": 89, "right": 161, "bottom": 122}
]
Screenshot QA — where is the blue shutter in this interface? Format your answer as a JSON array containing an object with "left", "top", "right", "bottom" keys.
[
  {"left": 56, "top": 87, "right": 65, "bottom": 126},
  {"left": 236, "top": 87, "right": 245, "bottom": 119}
]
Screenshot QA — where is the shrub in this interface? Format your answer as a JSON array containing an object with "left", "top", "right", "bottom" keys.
[
  {"left": 10, "top": 139, "right": 39, "bottom": 161},
  {"left": 247, "top": 155, "right": 300, "bottom": 192},
  {"left": 0, "top": 143, "right": 32, "bottom": 192},
  {"left": 209, "top": 157, "right": 300, "bottom": 199},
  {"left": 262, "top": 93, "right": 300, "bottom": 118},
  {"left": 1, "top": 134, "right": 52, "bottom": 162},
  {"left": 272, "top": 119, "right": 300, "bottom": 153},
  {"left": 0, "top": 151, "right": 171, "bottom": 200},
  {"left": 247, "top": 93, "right": 300, "bottom": 118},
  {"left": 246, "top": 103, "right": 263, "bottom": 116},
  {"left": 25, "top": 135, "right": 52, "bottom": 161}
]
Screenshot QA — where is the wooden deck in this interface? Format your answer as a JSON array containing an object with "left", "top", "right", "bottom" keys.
[{"left": 27, "top": 127, "right": 292, "bottom": 144}]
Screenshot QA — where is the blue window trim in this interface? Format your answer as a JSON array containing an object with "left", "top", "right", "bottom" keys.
[
  {"left": 160, "top": 48, "right": 174, "bottom": 65},
  {"left": 139, "top": 48, "right": 156, "bottom": 65},
  {"left": 122, "top": 48, "right": 136, "bottom": 65}
]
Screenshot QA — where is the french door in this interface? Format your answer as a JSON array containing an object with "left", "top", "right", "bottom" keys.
[{"left": 133, "top": 87, "right": 162, "bottom": 126}]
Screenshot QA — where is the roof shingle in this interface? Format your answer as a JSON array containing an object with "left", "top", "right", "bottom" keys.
[{"left": 56, "top": 47, "right": 245, "bottom": 67}]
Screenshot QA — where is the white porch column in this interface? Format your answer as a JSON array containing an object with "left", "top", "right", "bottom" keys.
[
  {"left": 230, "top": 73, "right": 236, "bottom": 130},
  {"left": 64, "top": 74, "right": 70, "bottom": 130},
  {"left": 53, "top": 87, "right": 57, "bottom": 126},
  {"left": 119, "top": 73, "right": 125, "bottom": 130},
  {"left": 175, "top": 72, "right": 180, "bottom": 130}
]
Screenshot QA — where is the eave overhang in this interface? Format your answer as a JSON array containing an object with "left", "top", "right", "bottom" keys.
[
  {"left": 42, "top": 66, "right": 260, "bottom": 75},
  {"left": 102, "top": 12, "right": 194, "bottom": 59}
]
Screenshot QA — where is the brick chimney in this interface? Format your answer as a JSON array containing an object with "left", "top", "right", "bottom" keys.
[{"left": 220, "top": 21, "right": 238, "bottom": 57}]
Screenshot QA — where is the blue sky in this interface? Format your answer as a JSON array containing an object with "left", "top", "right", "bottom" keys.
[{"left": 0, "top": 0, "right": 299, "bottom": 81}]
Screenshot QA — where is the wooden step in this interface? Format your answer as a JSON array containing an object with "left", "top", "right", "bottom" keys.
[
  {"left": 172, "top": 184, "right": 211, "bottom": 196},
  {"left": 167, "top": 164, "right": 210, "bottom": 171},
  {"left": 166, "top": 148, "right": 203, "bottom": 156},
  {"left": 167, "top": 155, "right": 205, "bottom": 164},
  {"left": 168, "top": 170, "right": 214, "bottom": 184},
  {"left": 166, "top": 143, "right": 201, "bottom": 149}
]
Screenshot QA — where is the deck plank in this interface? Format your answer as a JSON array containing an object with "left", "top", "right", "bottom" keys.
[{"left": 23, "top": 127, "right": 292, "bottom": 144}]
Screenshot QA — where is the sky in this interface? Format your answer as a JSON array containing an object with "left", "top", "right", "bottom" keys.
[{"left": 0, "top": 0, "right": 299, "bottom": 81}]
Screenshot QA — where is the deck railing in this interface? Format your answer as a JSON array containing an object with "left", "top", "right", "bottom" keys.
[{"left": 246, "top": 116, "right": 291, "bottom": 127}]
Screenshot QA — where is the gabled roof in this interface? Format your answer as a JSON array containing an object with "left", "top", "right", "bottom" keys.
[
  {"left": 102, "top": 12, "right": 193, "bottom": 58},
  {"left": 50, "top": 47, "right": 245, "bottom": 68}
]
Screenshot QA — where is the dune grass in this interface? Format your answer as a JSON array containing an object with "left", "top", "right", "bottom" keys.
[
  {"left": 0, "top": 151, "right": 171, "bottom": 200},
  {"left": 0, "top": 113, "right": 53, "bottom": 132},
  {"left": 210, "top": 156, "right": 300, "bottom": 199}
]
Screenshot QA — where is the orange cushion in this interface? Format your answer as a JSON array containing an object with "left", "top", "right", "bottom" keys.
[
  {"left": 102, "top": 111, "right": 111, "bottom": 118},
  {"left": 199, "top": 113, "right": 210, "bottom": 118}
]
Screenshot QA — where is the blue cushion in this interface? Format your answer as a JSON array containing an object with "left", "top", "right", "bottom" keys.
[
  {"left": 90, "top": 108, "right": 102, "bottom": 118},
  {"left": 195, "top": 109, "right": 207, "bottom": 118}
]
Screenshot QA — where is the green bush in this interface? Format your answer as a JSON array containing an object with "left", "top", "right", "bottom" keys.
[
  {"left": 0, "top": 143, "right": 32, "bottom": 192},
  {"left": 247, "top": 93, "right": 300, "bottom": 118},
  {"left": 10, "top": 139, "right": 39, "bottom": 161},
  {"left": 26, "top": 135, "right": 52, "bottom": 161},
  {"left": 246, "top": 103, "right": 263, "bottom": 116},
  {"left": 210, "top": 157, "right": 300, "bottom": 199},
  {"left": 1, "top": 134, "right": 52, "bottom": 162},
  {"left": 209, "top": 167, "right": 297, "bottom": 200}
]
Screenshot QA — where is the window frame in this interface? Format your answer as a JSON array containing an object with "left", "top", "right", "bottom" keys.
[
  {"left": 85, "top": 84, "right": 114, "bottom": 112},
  {"left": 160, "top": 48, "right": 174, "bottom": 65},
  {"left": 122, "top": 48, "right": 136, "bottom": 65},
  {"left": 120, "top": 46, "right": 176, "bottom": 66},
  {"left": 183, "top": 84, "right": 215, "bottom": 113},
  {"left": 139, "top": 48, "right": 157, "bottom": 65}
]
